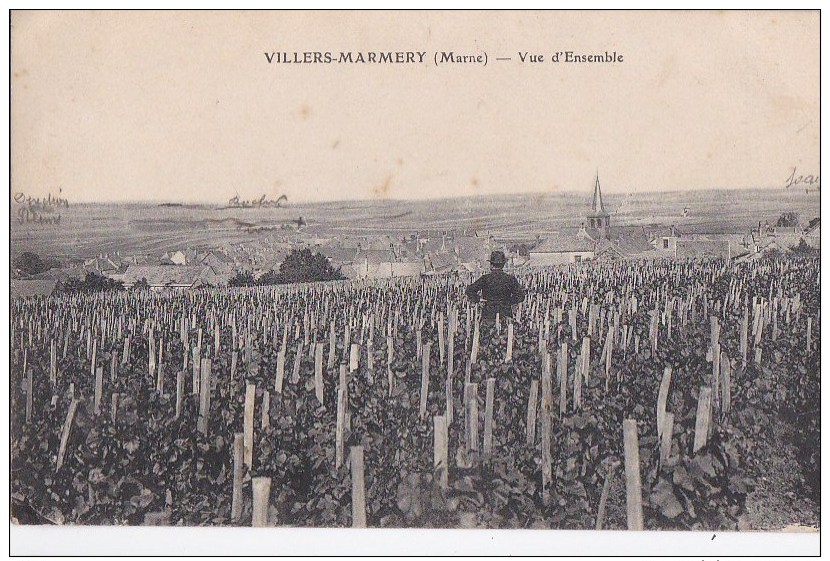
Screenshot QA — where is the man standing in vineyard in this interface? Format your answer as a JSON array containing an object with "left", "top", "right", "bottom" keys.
[{"left": 466, "top": 250, "right": 526, "bottom": 324}]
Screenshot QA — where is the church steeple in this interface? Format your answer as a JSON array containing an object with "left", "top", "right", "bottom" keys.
[
  {"left": 586, "top": 172, "right": 611, "bottom": 237},
  {"left": 591, "top": 173, "right": 606, "bottom": 215}
]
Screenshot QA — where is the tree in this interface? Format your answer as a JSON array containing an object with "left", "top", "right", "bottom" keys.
[
  {"left": 132, "top": 277, "right": 151, "bottom": 291},
  {"left": 256, "top": 269, "right": 282, "bottom": 286},
  {"left": 776, "top": 212, "right": 800, "bottom": 228},
  {"left": 12, "top": 252, "right": 49, "bottom": 276},
  {"left": 273, "top": 248, "right": 344, "bottom": 284},
  {"left": 55, "top": 272, "right": 124, "bottom": 295},
  {"left": 228, "top": 270, "right": 256, "bottom": 287},
  {"left": 790, "top": 238, "right": 816, "bottom": 255}
]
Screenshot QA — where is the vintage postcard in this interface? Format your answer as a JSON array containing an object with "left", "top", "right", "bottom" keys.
[{"left": 9, "top": 9, "right": 820, "bottom": 556}]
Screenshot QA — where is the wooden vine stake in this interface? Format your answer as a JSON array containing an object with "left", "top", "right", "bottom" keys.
[
  {"left": 197, "top": 359, "right": 212, "bottom": 435},
  {"left": 260, "top": 391, "right": 270, "bottom": 430},
  {"left": 94, "top": 366, "right": 103, "bottom": 415},
  {"left": 328, "top": 321, "right": 336, "bottom": 369},
  {"left": 581, "top": 336, "right": 591, "bottom": 383},
  {"left": 350, "top": 446, "right": 367, "bottom": 528},
  {"left": 656, "top": 366, "right": 672, "bottom": 438},
  {"left": 386, "top": 336, "right": 394, "bottom": 397},
  {"left": 438, "top": 314, "right": 445, "bottom": 365},
  {"left": 659, "top": 413, "right": 674, "bottom": 465},
  {"left": 111, "top": 393, "right": 119, "bottom": 423},
  {"left": 122, "top": 335, "right": 130, "bottom": 365},
  {"left": 419, "top": 342, "right": 431, "bottom": 419},
  {"left": 558, "top": 342, "right": 568, "bottom": 418},
  {"left": 483, "top": 378, "right": 495, "bottom": 457},
  {"left": 604, "top": 326, "right": 613, "bottom": 391},
  {"left": 720, "top": 352, "right": 732, "bottom": 417},
  {"left": 447, "top": 324, "right": 455, "bottom": 379},
  {"left": 711, "top": 342, "right": 721, "bottom": 411},
  {"left": 464, "top": 382, "right": 479, "bottom": 461},
  {"left": 175, "top": 370, "right": 184, "bottom": 419},
  {"left": 445, "top": 375, "right": 453, "bottom": 425},
  {"left": 693, "top": 386, "right": 712, "bottom": 453},
  {"left": 740, "top": 306, "right": 748, "bottom": 366},
  {"left": 433, "top": 415, "right": 448, "bottom": 489},
  {"left": 251, "top": 477, "right": 271, "bottom": 527},
  {"left": 231, "top": 433, "right": 244, "bottom": 522},
  {"left": 470, "top": 321, "right": 480, "bottom": 364},
  {"left": 25, "top": 367, "right": 33, "bottom": 423},
  {"left": 243, "top": 383, "right": 255, "bottom": 468},
  {"left": 505, "top": 322, "right": 514, "bottom": 363},
  {"left": 622, "top": 419, "right": 644, "bottom": 530},
  {"left": 156, "top": 341, "right": 164, "bottom": 394},
  {"left": 291, "top": 343, "right": 301, "bottom": 385},
  {"left": 56, "top": 398, "right": 80, "bottom": 471},
  {"left": 191, "top": 347, "right": 200, "bottom": 396},
  {"left": 336, "top": 388, "right": 347, "bottom": 468},
  {"left": 50, "top": 339, "right": 57, "bottom": 384},
  {"left": 540, "top": 352, "right": 552, "bottom": 505},
  {"left": 349, "top": 343, "right": 359, "bottom": 372},
  {"left": 595, "top": 462, "right": 616, "bottom": 530},
  {"left": 314, "top": 343, "right": 324, "bottom": 405},
  {"left": 275, "top": 349, "right": 285, "bottom": 394},
  {"left": 526, "top": 379, "right": 538, "bottom": 445}
]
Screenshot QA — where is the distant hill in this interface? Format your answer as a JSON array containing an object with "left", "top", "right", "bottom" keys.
[{"left": 11, "top": 188, "right": 820, "bottom": 262}]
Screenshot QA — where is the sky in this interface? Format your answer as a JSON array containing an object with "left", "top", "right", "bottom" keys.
[{"left": 10, "top": 10, "right": 820, "bottom": 204}]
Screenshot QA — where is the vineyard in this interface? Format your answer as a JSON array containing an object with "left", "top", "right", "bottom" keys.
[{"left": 9, "top": 256, "right": 820, "bottom": 530}]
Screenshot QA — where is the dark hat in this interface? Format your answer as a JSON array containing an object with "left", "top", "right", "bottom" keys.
[{"left": 489, "top": 250, "right": 507, "bottom": 266}]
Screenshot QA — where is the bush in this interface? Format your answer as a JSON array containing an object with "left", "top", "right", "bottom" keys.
[
  {"left": 55, "top": 272, "right": 124, "bottom": 294},
  {"left": 132, "top": 278, "right": 151, "bottom": 291},
  {"left": 228, "top": 270, "right": 256, "bottom": 287},
  {"left": 776, "top": 212, "right": 799, "bottom": 228},
  {"left": 259, "top": 248, "right": 344, "bottom": 285},
  {"left": 12, "top": 251, "right": 55, "bottom": 276}
]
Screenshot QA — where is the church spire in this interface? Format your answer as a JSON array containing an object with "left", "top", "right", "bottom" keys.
[
  {"left": 587, "top": 172, "right": 611, "bottom": 237},
  {"left": 592, "top": 172, "right": 606, "bottom": 215}
]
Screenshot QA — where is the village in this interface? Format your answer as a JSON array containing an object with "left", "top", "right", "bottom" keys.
[{"left": 11, "top": 177, "right": 821, "bottom": 295}]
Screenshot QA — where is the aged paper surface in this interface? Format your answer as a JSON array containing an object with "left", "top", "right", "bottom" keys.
[{"left": 9, "top": 9, "right": 820, "bottom": 556}]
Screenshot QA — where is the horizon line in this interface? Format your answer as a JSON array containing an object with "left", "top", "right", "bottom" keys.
[{"left": 31, "top": 184, "right": 814, "bottom": 206}]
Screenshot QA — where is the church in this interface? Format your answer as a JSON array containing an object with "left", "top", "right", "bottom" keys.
[{"left": 528, "top": 175, "right": 652, "bottom": 265}]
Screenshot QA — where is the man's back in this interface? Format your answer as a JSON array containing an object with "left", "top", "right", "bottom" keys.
[{"left": 466, "top": 269, "right": 526, "bottom": 321}]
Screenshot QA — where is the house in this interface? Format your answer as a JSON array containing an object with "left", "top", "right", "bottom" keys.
[
  {"left": 372, "top": 261, "right": 424, "bottom": 278},
  {"left": 111, "top": 265, "right": 225, "bottom": 290},
  {"left": 646, "top": 225, "right": 683, "bottom": 251},
  {"left": 160, "top": 250, "right": 188, "bottom": 266},
  {"left": 83, "top": 255, "right": 126, "bottom": 275},
  {"left": 351, "top": 249, "right": 394, "bottom": 278},
  {"left": 529, "top": 232, "right": 596, "bottom": 265},
  {"left": 199, "top": 250, "right": 235, "bottom": 270},
  {"left": 674, "top": 239, "right": 730, "bottom": 260},
  {"left": 803, "top": 217, "right": 820, "bottom": 248},
  {"left": 424, "top": 252, "right": 457, "bottom": 274}
]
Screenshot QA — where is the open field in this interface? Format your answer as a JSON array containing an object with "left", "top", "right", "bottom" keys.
[{"left": 11, "top": 188, "right": 820, "bottom": 262}]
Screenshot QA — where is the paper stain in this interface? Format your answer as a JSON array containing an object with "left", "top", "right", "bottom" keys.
[
  {"left": 298, "top": 104, "right": 313, "bottom": 121},
  {"left": 13, "top": 68, "right": 28, "bottom": 79},
  {"left": 470, "top": 177, "right": 479, "bottom": 189},
  {"left": 656, "top": 56, "right": 675, "bottom": 88},
  {"left": 371, "top": 174, "right": 392, "bottom": 198},
  {"left": 332, "top": 139, "right": 340, "bottom": 149},
  {"left": 772, "top": 94, "right": 810, "bottom": 115}
]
